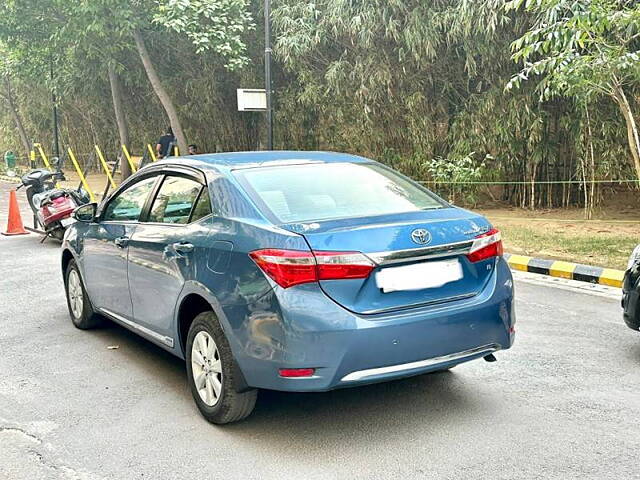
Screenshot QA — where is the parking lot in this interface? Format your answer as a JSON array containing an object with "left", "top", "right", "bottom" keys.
[{"left": 1, "top": 181, "right": 639, "bottom": 480}]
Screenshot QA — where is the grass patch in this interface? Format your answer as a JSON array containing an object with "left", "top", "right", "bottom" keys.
[{"left": 496, "top": 223, "right": 637, "bottom": 270}]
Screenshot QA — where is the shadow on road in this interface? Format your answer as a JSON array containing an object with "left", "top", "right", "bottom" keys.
[
  {"left": 87, "top": 316, "right": 493, "bottom": 453},
  {"left": 624, "top": 338, "right": 640, "bottom": 365},
  {"left": 235, "top": 371, "right": 485, "bottom": 443}
]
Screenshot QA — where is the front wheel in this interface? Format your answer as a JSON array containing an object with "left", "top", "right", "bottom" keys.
[
  {"left": 186, "top": 312, "right": 257, "bottom": 424},
  {"left": 65, "top": 259, "right": 101, "bottom": 329}
]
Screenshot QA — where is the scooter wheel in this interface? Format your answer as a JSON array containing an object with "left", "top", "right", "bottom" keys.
[{"left": 50, "top": 228, "right": 65, "bottom": 242}]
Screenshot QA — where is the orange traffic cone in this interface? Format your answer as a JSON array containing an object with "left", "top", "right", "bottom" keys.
[{"left": 2, "top": 190, "right": 29, "bottom": 236}]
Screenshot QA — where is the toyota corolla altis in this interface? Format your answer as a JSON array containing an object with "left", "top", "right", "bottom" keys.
[{"left": 62, "top": 151, "right": 515, "bottom": 424}]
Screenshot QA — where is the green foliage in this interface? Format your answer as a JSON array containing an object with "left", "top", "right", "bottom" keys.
[
  {"left": 506, "top": 0, "right": 640, "bottom": 100},
  {"left": 506, "top": 0, "right": 640, "bottom": 187},
  {"left": 428, "top": 152, "right": 489, "bottom": 205},
  {"left": 154, "top": 0, "right": 255, "bottom": 69},
  {"left": 0, "top": 0, "right": 636, "bottom": 210}
]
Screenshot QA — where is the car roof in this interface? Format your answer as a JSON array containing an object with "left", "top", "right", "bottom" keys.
[{"left": 152, "top": 150, "right": 373, "bottom": 172}]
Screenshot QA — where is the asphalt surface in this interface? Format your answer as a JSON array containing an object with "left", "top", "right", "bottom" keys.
[{"left": 1, "top": 181, "right": 639, "bottom": 479}]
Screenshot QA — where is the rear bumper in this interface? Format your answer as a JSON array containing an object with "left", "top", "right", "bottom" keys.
[
  {"left": 229, "top": 257, "right": 515, "bottom": 392},
  {"left": 339, "top": 343, "right": 500, "bottom": 383}
]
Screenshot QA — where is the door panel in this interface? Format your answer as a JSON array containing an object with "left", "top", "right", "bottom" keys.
[
  {"left": 127, "top": 222, "right": 210, "bottom": 337},
  {"left": 82, "top": 175, "right": 158, "bottom": 318},
  {"left": 127, "top": 175, "right": 210, "bottom": 338},
  {"left": 82, "top": 223, "right": 136, "bottom": 317}
]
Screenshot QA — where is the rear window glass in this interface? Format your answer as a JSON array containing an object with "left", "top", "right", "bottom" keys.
[{"left": 235, "top": 163, "right": 445, "bottom": 223}]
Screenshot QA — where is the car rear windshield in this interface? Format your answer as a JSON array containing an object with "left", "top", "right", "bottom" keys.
[{"left": 235, "top": 162, "right": 446, "bottom": 224}]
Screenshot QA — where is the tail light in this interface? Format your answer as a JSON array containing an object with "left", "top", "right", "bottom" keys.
[
  {"left": 467, "top": 228, "right": 503, "bottom": 263},
  {"left": 249, "top": 249, "right": 375, "bottom": 289}
]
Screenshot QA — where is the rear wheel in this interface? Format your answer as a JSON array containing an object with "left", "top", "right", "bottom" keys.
[
  {"left": 186, "top": 312, "right": 257, "bottom": 424},
  {"left": 65, "top": 259, "right": 101, "bottom": 329},
  {"left": 50, "top": 227, "right": 65, "bottom": 242}
]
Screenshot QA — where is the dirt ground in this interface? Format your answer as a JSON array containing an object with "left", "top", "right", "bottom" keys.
[
  {"left": 480, "top": 207, "right": 640, "bottom": 235},
  {"left": 478, "top": 208, "right": 639, "bottom": 269}
]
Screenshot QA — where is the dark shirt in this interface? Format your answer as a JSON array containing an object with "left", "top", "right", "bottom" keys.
[{"left": 157, "top": 134, "right": 175, "bottom": 157}]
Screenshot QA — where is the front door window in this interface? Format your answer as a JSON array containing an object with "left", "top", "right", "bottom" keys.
[{"left": 103, "top": 176, "right": 157, "bottom": 222}]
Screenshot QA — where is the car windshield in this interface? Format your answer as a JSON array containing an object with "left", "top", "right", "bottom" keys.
[{"left": 235, "top": 162, "right": 445, "bottom": 224}]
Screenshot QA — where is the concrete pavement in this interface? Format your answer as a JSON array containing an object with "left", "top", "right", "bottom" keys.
[{"left": 0, "top": 181, "right": 639, "bottom": 479}]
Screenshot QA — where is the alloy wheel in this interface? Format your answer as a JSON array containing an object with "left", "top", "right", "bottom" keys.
[
  {"left": 191, "top": 331, "right": 223, "bottom": 406},
  {"left": 67, "top": 270, "right": 84, "bottom": 319}
]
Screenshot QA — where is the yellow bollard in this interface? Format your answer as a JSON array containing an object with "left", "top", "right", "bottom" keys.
[
  {"left": 34, "top": 143, "right": 52, "bottom": 170},
  {"left": 174, "top": 145, "right": 179, "bottom": 156},
  {"left": 34, "top": 143, "right": 58, "bottom": 186},
  {"left": 121, "top": 144, "right": 137, "bottom": 173},
  {"left": 67, "top": 148, "right": 96, "bottom": 203},
  {"left": 147, "top": 143, "right": 157, "bottom": 162},
  {"left": 94, "top": 145, "right": 116, "bottom": 189}
]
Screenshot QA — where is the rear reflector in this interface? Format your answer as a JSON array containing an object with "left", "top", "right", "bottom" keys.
[
  {"left": 279, "top": 368, "right": 316, "bottom": 378},
  {"left": 249, "top": 249, "right": 375, "bottom": 288},
  {"left": 467, "top": 228, "right": 503, "bottom": 263}
]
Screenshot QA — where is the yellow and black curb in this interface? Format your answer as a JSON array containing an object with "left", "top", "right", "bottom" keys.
[
  {"left": 504, "top": 253, "right": 625, "bottom": 288},
  {"left": 0, "top": 175, "right": 20, "bottom": 183}
]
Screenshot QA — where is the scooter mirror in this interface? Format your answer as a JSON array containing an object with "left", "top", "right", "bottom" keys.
[{"left": 72, "top": 203, "right": 97, "bottom": 223}]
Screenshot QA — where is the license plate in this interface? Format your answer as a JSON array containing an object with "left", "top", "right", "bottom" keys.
[
  {"left": 375, "top": 258, "right": 463, "bottom": 293},
  {"left": 60, "top": 217, "right": 75, "bottom": 227}
]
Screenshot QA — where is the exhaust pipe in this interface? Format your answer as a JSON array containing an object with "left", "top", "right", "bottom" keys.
[{"left": 484, "top": 353, "right": 497, "bottom": 363}]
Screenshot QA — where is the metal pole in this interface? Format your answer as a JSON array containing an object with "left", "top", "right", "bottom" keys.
[
  {"left": 264, "top": 0, "right": 273, "bottom": 150},
  {"left": 50, "top": 62, "right": 60, "bottom": 160}
]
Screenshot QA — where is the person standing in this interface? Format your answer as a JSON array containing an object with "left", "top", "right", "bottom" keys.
[{"left": 156, "top": 127, "right": 175, "bottom": 159}]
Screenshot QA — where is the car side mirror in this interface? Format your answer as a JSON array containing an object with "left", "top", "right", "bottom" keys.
[{"left": 72, "top": 203, "right": 97, "bottom": 223}]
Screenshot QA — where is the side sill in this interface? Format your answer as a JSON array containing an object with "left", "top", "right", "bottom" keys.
[{"left": 100, "top": 308, "right": 175, "bottom": 348}]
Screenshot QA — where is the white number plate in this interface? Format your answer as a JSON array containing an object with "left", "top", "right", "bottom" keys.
[
  {"left": 375, "top": 258, "right": 463, "bottom": 293},
  {"left": 60, "top": 217, "right": 76, "bottom": 227}
]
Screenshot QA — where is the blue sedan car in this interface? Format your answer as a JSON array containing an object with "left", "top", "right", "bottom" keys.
[{"left": 62, "top": 151, "right": 515, "bottom": 424}]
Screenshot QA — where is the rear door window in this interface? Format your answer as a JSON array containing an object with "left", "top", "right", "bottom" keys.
[
  {"left": 103, "top": 176, "right": 157, "bottom": 222},
  {"left": 189, "top": 187, "right": 212, "bottom": 222},
  {"left": 147, "top": 175, "right": 203, "bottom": 224}
]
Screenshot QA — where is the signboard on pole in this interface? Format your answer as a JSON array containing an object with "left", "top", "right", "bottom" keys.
[{"left": 237, "top": 89, "right": 267, "bottom": 112}]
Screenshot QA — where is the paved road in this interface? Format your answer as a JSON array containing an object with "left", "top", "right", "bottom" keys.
[{"left": 1, "top": 181, "right": 639, "bottom": 479}]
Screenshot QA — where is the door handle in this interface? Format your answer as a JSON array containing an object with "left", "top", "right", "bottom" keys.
[
  {"left": 172, "top": 242, "right": 194, "bottom": 254},
  {"left": 114, "top": 236, "right": 129, "bottom": 248}
]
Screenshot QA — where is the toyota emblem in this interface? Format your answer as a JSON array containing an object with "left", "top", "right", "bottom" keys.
[{"left": 411, "top": 228, "right": 432, "bottom": 245}]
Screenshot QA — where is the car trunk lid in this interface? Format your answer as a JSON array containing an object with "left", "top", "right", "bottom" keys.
[{"left": 284, "top": 208, "right": 497, "bottom": 314}]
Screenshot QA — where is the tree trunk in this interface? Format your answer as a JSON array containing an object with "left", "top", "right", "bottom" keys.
[
  {"left": 107, "top": 63, "right": 131, "bottom": 180},
  {"left": 133, "top": 29, "right": 188, "bottom": 154},
  {"left": 611, "top": 83, "right": 640, "bottom": 181},
  {"left": 585, "top": 106, "right": 596, "bottom": 219},
  {"left": 2, "top": 76, "right": 31, "bottom": 158}
]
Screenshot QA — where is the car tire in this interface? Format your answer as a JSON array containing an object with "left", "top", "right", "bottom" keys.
[
  {"left": 65, "top": 259, "right": 101, "bottom": 330},
  {"left": 186, "top": 311, "right": 257, "bottom": 424}
]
